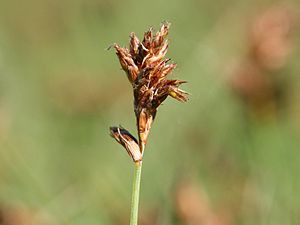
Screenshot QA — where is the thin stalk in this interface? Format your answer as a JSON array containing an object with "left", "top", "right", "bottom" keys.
[{"left": 129, "top": 161, "right": 143, "bottom": 225}]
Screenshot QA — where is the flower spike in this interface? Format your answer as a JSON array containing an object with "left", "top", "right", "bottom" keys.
[{"left": 110, "top": 22, "right": 188, "bottom": 161}]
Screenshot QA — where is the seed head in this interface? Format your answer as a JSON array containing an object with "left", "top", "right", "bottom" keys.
[{"left": 110, "top": 22, "right": 188, "bottom": 161}]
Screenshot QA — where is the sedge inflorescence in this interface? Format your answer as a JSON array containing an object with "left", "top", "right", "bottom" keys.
[{"left": 110, "top": 22, "right": 188, "bottom": 162}]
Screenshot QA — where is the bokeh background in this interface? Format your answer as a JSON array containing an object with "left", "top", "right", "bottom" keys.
[{"left": 0, "top": 0, "right": 300, "bottom": 224}]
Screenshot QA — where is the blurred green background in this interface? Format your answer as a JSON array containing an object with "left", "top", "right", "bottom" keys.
[{"left": 0, "top": 0, "right": 300, "bottom": 224}]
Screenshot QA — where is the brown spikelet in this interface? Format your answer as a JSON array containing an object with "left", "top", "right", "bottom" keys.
[
  {"left": 110, "top": 22, "right": 188, "bottom": 161},
  {"left": 110, "top": 126, "right": 142, "bottom": 162}
]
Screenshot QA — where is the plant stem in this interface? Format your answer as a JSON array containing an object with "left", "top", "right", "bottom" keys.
[{"left": 129, "top": 161, "right": 143, "bottom": 225}]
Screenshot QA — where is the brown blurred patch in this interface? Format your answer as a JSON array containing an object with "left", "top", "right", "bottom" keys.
[
  {"left": 229, "top": 4, "right": 297, "bottom": 119},
  {"left": 230, "top": 60, "right": 277, "bottom": 117},
  {"left": 0, "top": 204, "right": 55, "bottom": 225},
  {"left": 174, "top": 180, "right": 231, "bottom": 225},
  {"left": 249, "top": 5, "right": 296, "bottom": 70}
]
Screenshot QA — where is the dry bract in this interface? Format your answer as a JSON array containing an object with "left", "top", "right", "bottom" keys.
[{"left": 110, "top": 126, "right": 142, "bottom": 162}]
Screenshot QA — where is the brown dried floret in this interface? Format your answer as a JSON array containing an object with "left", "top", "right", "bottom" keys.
[{"left": 110, "top": 126, "right": 142, "bottom": 162}]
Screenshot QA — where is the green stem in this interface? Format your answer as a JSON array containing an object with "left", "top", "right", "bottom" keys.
[{"left": 129, "top": 161, "right": 143, "bottom": 225}]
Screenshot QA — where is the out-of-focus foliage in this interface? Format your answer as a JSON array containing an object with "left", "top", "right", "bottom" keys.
[{"left": 0, "top": 0, "right": 299, "bottom": 224}]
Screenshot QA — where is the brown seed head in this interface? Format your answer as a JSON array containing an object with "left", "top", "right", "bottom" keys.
[
  {"left": 114, "top": 22, "right": 188, "bottom": 152},
  {"left": 110, "top": 22, "right": 188, "bottom": 162}
]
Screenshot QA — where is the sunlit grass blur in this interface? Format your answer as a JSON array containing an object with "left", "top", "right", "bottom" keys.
[{"left": 0, "top": 0, "right": 300, "bottom": 224}]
